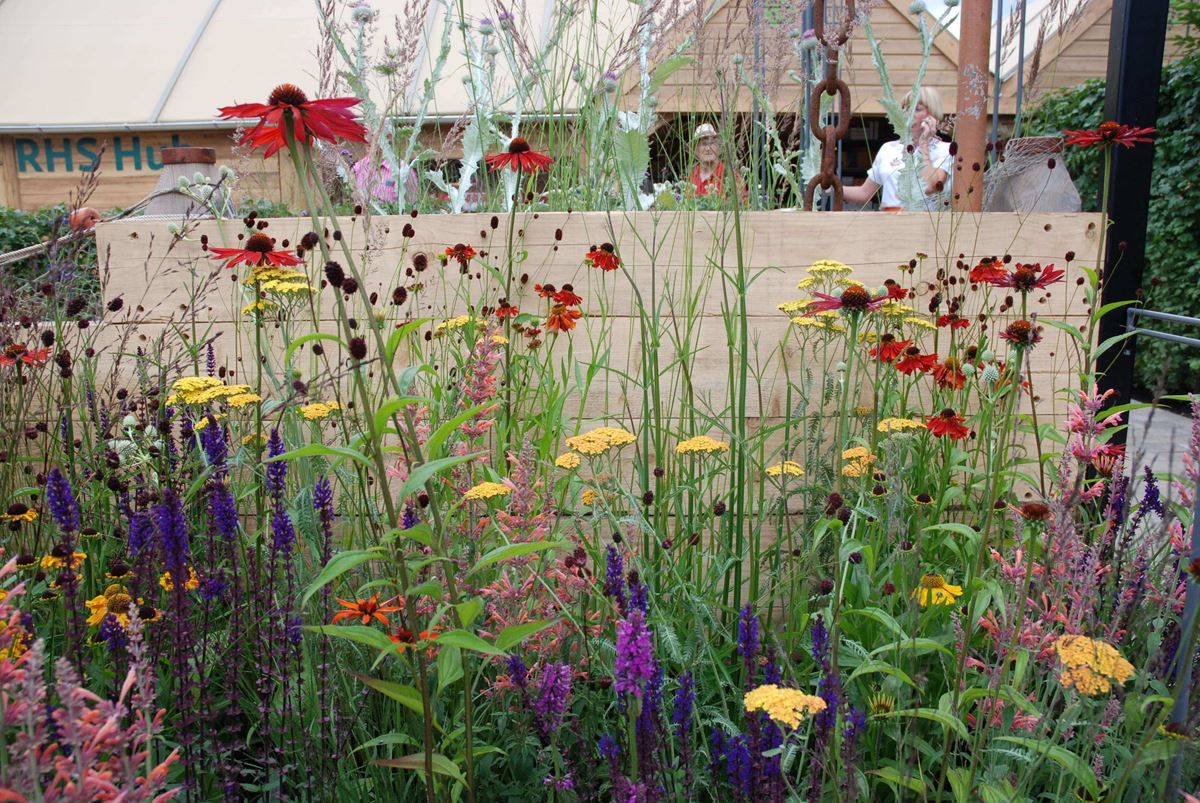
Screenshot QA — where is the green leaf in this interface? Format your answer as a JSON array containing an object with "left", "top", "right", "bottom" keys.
[
  {"left": 437, "top": 645, "right": 464, "bottom": 693},
  {"left": 1039, "top": 317, "right": 1085, "bottom": 344},
  {"left": 373, "top": 395, "right": 429, "bottom": 437},
  {"left": 994, "top": 737, "right": 1099, "bottom": 798},
  {"left": 874, "top": 708, "right": 969, "bottom": 741},
  {"left": 869, "top": 638, "right": 953, "bottom": 660},
  {"left": 301, "top": 549, "right": 385, "bottom": 607},
  {"left": 398, "top": 453, "right": 485, "bottom": 501},
  {"left": 384, "top": 319, "right": 432, "bottom": 363},
  {"left": 351, "top": 672, "right": 428, "bottom": 718},
  {"left": 373, "top": 752, "right": 465, "bottom": 786},
  {"left": 455, "top": 597, "right": 484, "bottom": 628},
  {"left": 868, "top": 766, "right": 926, "bottom": 794},
  {"left": 846, "top": 658, "right": 918, "bottom": 689},
  {"left": 284, "top": 332, "right": 345, "bottom": 367},
  {"left": 392, "top": 523, "right": 433, "bottom": 547},
  {"left": 946, "top": 767, "right": 972, "bottom": 803},
  {"left": 433, "top": 629, "right": 504, "bottom": 656},
  {"left": 425, "top": 405, "right": 488, "bottom": 460},
  {"left": 842, "top": 608, "right": 910, "bottom": 641},
  {"left": 268, "top": 443, "right": 373, "bottom": 471},
  {"left": 305, "top": 624, "right": 396, "bottom": 653},
  {"left": 406, "top": 579, "right": 444, "bottom": 598},
  {"left": 351, "top": 731, "right": 416, "bottom": 754},
  {"left": 495, "top": 619, "right": 554, "bottom": 651},
  {"left": 650, "top": 55, "right": 692, "bottom": 93},
  {"left": 466, "top": 540, "right": 567, "bottom": 578}
]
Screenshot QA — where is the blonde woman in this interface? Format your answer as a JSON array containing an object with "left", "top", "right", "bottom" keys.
[{"left": 841, "top": 87, "right": 952, "bottom": 211}]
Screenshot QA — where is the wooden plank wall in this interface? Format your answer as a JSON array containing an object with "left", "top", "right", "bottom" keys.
[{"left": 91, "top": 212, "right": 1103, "bottom": 456}]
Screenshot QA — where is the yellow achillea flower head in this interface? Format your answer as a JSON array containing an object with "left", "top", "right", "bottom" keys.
[
  {"left": 167, "top": 378, "right": 252, "bottom": 406},
  {"left": 580, "top": 489, "right": 599, "bottom": 505},
  {"left": 790, "top": 316, "right": 826, "bottom": 330},
  {"left": 835, "top": 277, "right": 866, "bottom": 287},
  {"left": 841, "top": 446, "right": 874, "bottom": 478},
  {"left": 743, "top": 684, "right": 826, "bottom": 728},
  {"left": 766, "top": 461, "right": 805, "bottom": 477},
  {"left": 159, "top": 566, "right": 200, "bottom": 592},
  {"left": 777, "top": 299, "right": 814, "bottom": 315},
  {"left": 300, "top": 401, "right": 341, "bottom": 421},
  {"left": 434, "top": 315, "right": 482, "bottom": 335},
  {"left": 463, "top": 481, "right": 511, "bottom": 501},
  {"left": 913, "top": 573, "right": 963, "bottom": 607},
  {"left": 676, "top": 435, "right": 730, "bottom": 455},
  {"left": 807, "top": 259, "right": 853, "bottom": 275},
  {"left": 877, "top": 417, "right": 924, "bottom": 433},
  {"left": 565, "top": 426, "right": 636, "bottom": 456},
  {"left": 226, "top": 393, "right": 262, "bottom": 408},
  {"left": 246, "top": 267, "right": 307, "bottom": 284},
  {"left": 555, "top": 452, "right": 581, "bottom": 470},
  {"left": 904, "top": 316, "right": 938, "bottom": 332},
  {"left": 193, "top": 414, "right": 227, "bottom": 431},
  {"left": 242, "top": 299, "right": 277, "bottom": 315},
  {"left": 881, "top": 301, "right": 914, "bottom": 318},
  {"left": 796, "top": 276, "right": 818, "bottom": 289},
  {"left": 1054, "top": 635, "right": 1135, "bottom": 696}
]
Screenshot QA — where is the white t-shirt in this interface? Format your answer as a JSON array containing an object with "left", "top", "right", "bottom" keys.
[{"left": 867, "top": 139, "right": 953, "bottom": 210}]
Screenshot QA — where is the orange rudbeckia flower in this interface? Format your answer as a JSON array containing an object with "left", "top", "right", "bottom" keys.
[{"left": 330, "top": 593, "right": 402, "bottom": 626}]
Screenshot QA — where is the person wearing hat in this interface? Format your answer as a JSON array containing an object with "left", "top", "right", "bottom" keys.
[{"left": 687, "top": 123, "right": 744, "bottom": 199}]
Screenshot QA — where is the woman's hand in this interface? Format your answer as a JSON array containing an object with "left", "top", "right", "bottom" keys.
[{"left": 917, "top": 117, "right": 937, "bottom": 149}]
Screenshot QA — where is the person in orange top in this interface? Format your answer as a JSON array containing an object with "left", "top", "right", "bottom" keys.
[{"left": 687, "top": 123, "right": 747, "bottom": 200}]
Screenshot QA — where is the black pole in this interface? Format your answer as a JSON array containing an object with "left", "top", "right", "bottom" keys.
[{"left": 1095, "top": 0, "right": 1170, "bottom": 433}]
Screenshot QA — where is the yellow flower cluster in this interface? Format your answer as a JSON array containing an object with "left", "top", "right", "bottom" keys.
[
  {"left": 555, "top": 452, "right": 582, "bottom": 470},
  {"left": 565, "top": 426, "right": 636, "bottom": 456},
  {"left": 777, "top": 299, "right": 814, "bottom": 315},
  {"left": 881, "top": 301, "right": 914, "bottom": 319},
  {"left": 790, "top": 316, "right": 845, "bottom": 333},
  {"left": 904, "top": 316, "right": 938, "bottom": 332},
  {"left": 463, "top": 481, "right": 511, "bottom": 501},
  {"left": 913, "top": 574, "right": 963, "bottom": 607},
  {"left": 766, "top": 461, "right": 805, "bottom": 477},
  {"left": 1054, "top": 635, "right": 1135, "bottom": 696},
  {"left": 434, "top": 315, "right": 483, "bottom": 335},
  {"left": 168, "top": 377, "right": 253, "bottom": 406},
  {"left": 193, "top": 413, "right": 227, "bottom": 431},
  {"left": 226, "top": 393, "right": 262, "bottom": 408},
  {"left": 676, "top": 435, "right": 730, "bottom": 455},
  {"left": 877, "top": 417, "right": 924, "bottom": 433},
  {"left": 159, "top": 566, "right": 200, "bottom": 592},
  {"left": 807, "top": 259, "right": 853, "bottom": 275},
  {"left": 242, "top": 299, "right": 277, "bottom": 315},
  {"left": 743, "top": 684, "right": 827, "bottom": 728},
  {"left": 835, "top": 277, "right": 866, "bottom": 287},
  {"left": 300, "top": 401, "right": 341, "bottom": 420},
  {"left": 580, "top": 489, "right": 599, "bottom": 505},
  {"left": 841, "top": 446, "right": 874, "bottom": 478},
  {"left": 245, "top": 267, "right": 314, "bottom": 295},
  {"left": 86, "top": 583, "right": 133, "bottom": 627}
]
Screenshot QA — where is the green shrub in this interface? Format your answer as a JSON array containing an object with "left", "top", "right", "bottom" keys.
[{"left": 1024, "top": 53, "right": 1200, "bottom": 395}]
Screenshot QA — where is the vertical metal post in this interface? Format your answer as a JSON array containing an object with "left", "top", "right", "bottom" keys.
[
  {"left": 990, "top": 0, "right": 1004, "bottom": 149},
  {"left": 953, "top": 0, "right": 994, "bottom": 212},
  {"left": 1095, "top": 0, "right": 1170, "bottom": 425},
  {"left": 1013, "top": 0, "right": 1028, "bottom": 138}
]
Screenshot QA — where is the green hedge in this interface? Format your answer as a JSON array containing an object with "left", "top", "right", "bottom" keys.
[{"left": 1023, "top": 53, "right": 1200, "bottom": 396}]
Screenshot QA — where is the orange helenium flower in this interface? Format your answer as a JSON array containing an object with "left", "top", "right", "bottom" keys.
[
  {"left": 485, "top": 137, "right": 554, "bottom": 173},
  {"left": 331, "top": 593, "right": 401, "bottom": 626},
  {"left": 218, "top": 83, "right": 367, "bottom": 158},
  {"left": 546, "top": 304, "right": 582, "bottom": 332},
  {"left": 926, "top": 409, "right": 969, "bottom": 440},
  {"left": 585, "top": 243, "right": 621, "bottom": 272},
  {"left": 445, "top": 243, "right": 476, "bottom": 269},
  {"left": 0, "top": 344, "right": 51, "bottom": 368},
  {"left": 208, "top": 232, "right": 302, "bottom": 269}
]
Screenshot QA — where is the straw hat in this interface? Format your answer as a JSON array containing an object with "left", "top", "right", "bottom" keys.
[{"left": 693, "top": 123, "right": 719, "bottom": 141}]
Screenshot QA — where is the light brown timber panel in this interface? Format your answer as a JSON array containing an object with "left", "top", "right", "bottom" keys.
[{"left": 93, "top": 212, "right": 1101, "bottom": 448}]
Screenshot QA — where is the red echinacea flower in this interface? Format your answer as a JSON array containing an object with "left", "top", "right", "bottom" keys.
[
  {"left": 0, "top": 344, "right": 51, "bottom": 368},
  {"left": 987, "top": 262, "right": 1065, "bottom": 293},
  {"left": 869, "top": 334, "right": 911, "bottom": 362},
  {"left": 1063, "top": 122, "right": 1156, "bottom": 149},
  {"left": 330, "top": 593, "right": 402, "bottom": 626},
  {"left": 585, "top": 243, "right": 621, "bottom": 272},
  {"left": 807, "top": 285, "right": 886, "bottom": 315},
  {"left": 1000, "top": 319, "right": 1042, "bottom": 348},
  {"left": 208, "top": 232, "right": 303, "bottom": 268},
  {"left": 218, "top": 83, "right": 367, "bottom": 158},
  {"left": 486, "top": 137, "right": 554, "bottom": 173},
  {"left": 894, "top": 346, "right": 938, "bottom": 375},
  {"left": 926, "top": 408, "right": 969, "bottom": 440}
]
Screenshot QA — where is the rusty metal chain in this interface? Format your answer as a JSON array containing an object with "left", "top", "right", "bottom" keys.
[{"left": 803, "top": 0, "right": 855, "bottom": 211}]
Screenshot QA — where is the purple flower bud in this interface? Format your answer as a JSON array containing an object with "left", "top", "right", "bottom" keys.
[
  {"left": 266, "top": 429, "right": 287, "bottom": 500},
  {"left": 156, "top": 487, "right": 189, "bottom": 572},
  {"left": 615, "top": 609, "right": 653, "bottom": 697},
  {"left": 45, "top": 467, "right": 80, "bottom": 534},
  {"left": 532, "top": 663, "right": 572, "bottom": 738}
]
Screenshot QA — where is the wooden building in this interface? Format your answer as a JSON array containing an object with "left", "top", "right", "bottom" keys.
[{"left": 0, "top": 0, "right": 1184, "bottom": 211}]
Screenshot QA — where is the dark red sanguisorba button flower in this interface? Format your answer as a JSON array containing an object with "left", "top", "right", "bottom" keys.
[
  {"left": 485, "top": 137, "right": 554, "bottom": 173},
  {"left": 1063, "top": 122, "right": 1156, "bottom": 149},
  {"left": 218, "top": 83, "right": 367, "bottom": 158},
  {"left": 926, "top": 408, "right": 969, "bottom": 440},
  {"left": 208, "top": 232, "right": 302, "bottom": 268}
]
